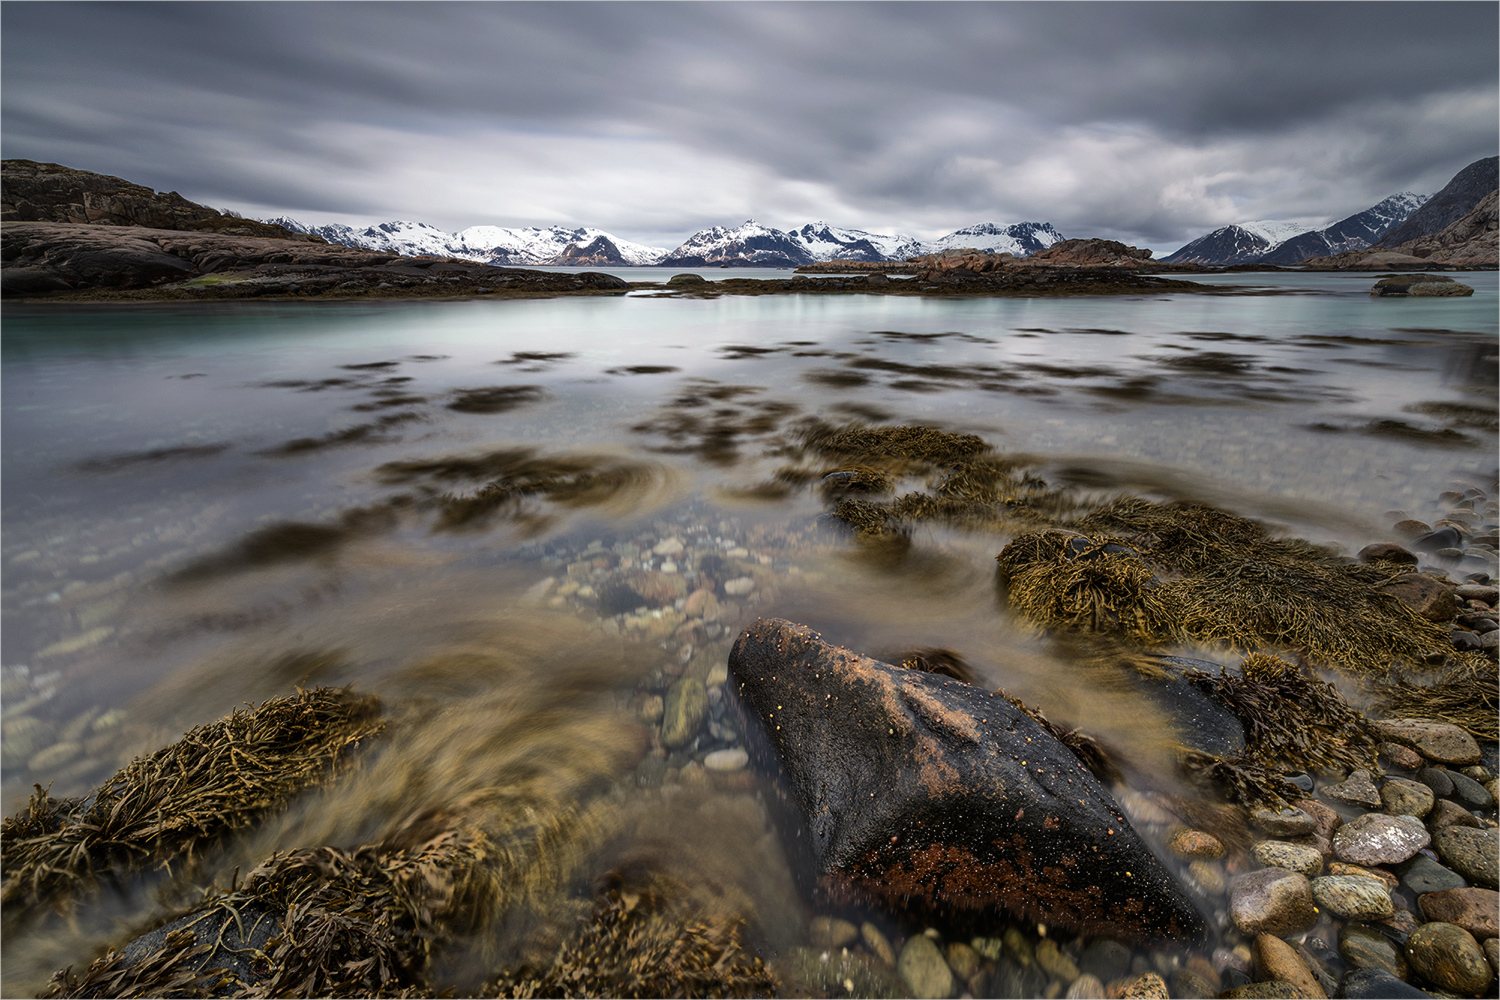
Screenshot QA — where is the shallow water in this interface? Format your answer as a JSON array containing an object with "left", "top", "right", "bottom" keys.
[{"left": 2, "top": 273, "right": 1496, "bottom": 994}]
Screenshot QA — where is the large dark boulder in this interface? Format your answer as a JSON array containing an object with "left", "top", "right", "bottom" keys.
[{"left": 727, "top": 618, "right": 1204, "bottom": 942}]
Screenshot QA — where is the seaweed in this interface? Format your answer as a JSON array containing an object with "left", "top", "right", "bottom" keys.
[
  {"left": 605, "top": 365, "right": 680, "bottom": 375},
  {"left": 1374, "top": 657, "right": 1500, "bottom": 740},
  {"left": 44, "top": 928, "right": 227, "bottom": 999},
  {"left": 1182, "top": 653, "right": 1381, "bottom": 775},
  {"left": 446, "top": 386, "right": 547, "bottom": 414},
  {"left": 997, "top": 499, "right": 1458, "bottom": 674},
  {"left": 2, "top": 688, "right": 383, "bottom": 922},
  {"left": 485, "top": 873, "right": 775, "bottom": 999}
]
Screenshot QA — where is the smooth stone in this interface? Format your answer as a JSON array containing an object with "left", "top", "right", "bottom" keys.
[
  {"left": 1340, "top": 923, "right": 1409, "bottom": 980},
  {"left": 944, "top": 941, "right": 981, "bottom": 981},
  {"left": 651, "top": 537, "right": 684, "bottom": 556},
  {"left": 1221, "top": 982, "right": 1302, "bottom": 998},
  {"left": 722, "top": 576, "right": 755, "bottom": 596},
  {"left": 1169, "top": 968, "right": 1216, "bottom": 999},
  {"left": 1432, "top": 826, "right": 1499, "bottom": 888},
  {"left": 1295, "top": 798, "right": 1344, "bottom": 840},
  {"left": 1485, "top": 937, "right": 1498, "bottom": 975},
  {"left": 1370, "top": 720, "right": 1482, "bottom": 766},
  {"left": 1416, "top": 767, "right": 1455, "bottom": 798},
  {"left": 1445, "top": 769, "right": 1495, "bottom": 810},
  {"left": 1427, "top": 798, "right": 1484, "bottom": 830},
  {"left": 1360, "top": 542, "right": 1418, "bottom": 564},
  {"left": 1396, "top": 853, "right": 1467, "bottom": 895},
  {"left": 1411, "top": 526, "right": 1464, "bottom": 552},
  {"left": 1168, "top": 828, "right": 1226, "bottom": 860},
  {"left": 1325, "top": 769, "right": 1383, "bottom": 810},
  {"left": 1380, "top": 778, "right": 1436, "bottom": 818},
  {"left": 1327, "top": 862, "right": 1398, "bottom": 888},
  {"left": 809, "top": 915, "right": 860, "bottom": 949},
  {"left": 1335, "top": 967, "right": 1432, "bottom": 998},
  {"left": 1115, "top": 971, "right": 1168, "bottom": 998},
  {"left": 1078, "top": 938, "right": 1131, "bottom": 984},
  {"left": 1379, "top": 742, "right": 1426, "bottom": 770},
  {"left": 1333, "top": 813, "right": 1430, "bottom": 865},
  {"left": 1405, "top": 922, "right": 1494, "bottom": 995},
  {"left": 1418, "top": 887, "right": 1500, "bottom": 939},
  {"left": 682, "top": 587, "right": 721, "bottom": 620},
  {"left": 728, "top": 619, "right": 1203, "bottom": 941},
  {"left": 1253, "top": 840, "right": 1324, "bottom": 878},
  {"left": 1375, "top": 575, "right": 1458, "bottom": 621},
  {"left": 1254, "top": 933, "right": 1328, "bottom": 999},
  {"left": 1035, "top": 938, "right": 1080, "bottom": 983},
  {"left": 1189, "top": 859, "right": 1226, "bottom": 893},
  {"left": 702, "top": 748, "right": 748, "bottom": 771},
  {"left": 1455, "top": 583, "right": 1500, "bottom": 603},
  {"left": 660, "top": 677, "right": 707, "bottom": 749},
  {"left": 1065, "top": 973, "right": 1106, "bottom": 999},
  {"left": 897, "top": 934, "right": 955, "bottom": 999},
  {"left": 1311, "top": 875, "right": 1394, "bottom": 920},
  {"left": 862, "top": 922, "right": 896, "bottom": 967},
  {"left": 1252, "top": 805, "right": 1317, "bottom": 837},
  {"left": 1229, "top": 868, "right": 1318, "bottom": 937},
  {"left": 1452, "top": 629, "right": 1484, "bottom": 652}
]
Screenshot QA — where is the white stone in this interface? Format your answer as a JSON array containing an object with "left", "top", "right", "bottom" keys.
[
  {"left": 724, "top": 576, "right": 755, "bottom": 596},
  {"left": 703, "top": 748, "right": 749, "bottom": 771},
  {"left": 653, "top": 537, "right": 684, "bottom": 556}
]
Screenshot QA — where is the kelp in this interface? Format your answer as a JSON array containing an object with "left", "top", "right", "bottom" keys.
[
  {"left": 485, "top": 872, "right": 776, "bottom": 999},
  {"left": 44, "top": 928, "right": 230, "bottom": 1000},
  {"left": 1375, "top": 657, "right": 1500, "bottom": 740},
  {"left": 2, "top": 688, "right": 383, "bottom": 921},
  {"left": 996, "top": 499, "right": 1459, "bottom": 675},
  {"left": 1183, "top": 653, "right": 1381, "bottom": 775},
  {"left": 1178, "top": 751, "right": 1304, "bottom": 810}
]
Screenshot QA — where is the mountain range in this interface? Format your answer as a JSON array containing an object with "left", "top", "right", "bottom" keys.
[
  {"left": 1162, "top": 194, "right": 1428, "bottom": 266},
  {"left": 266, "top": 215, "right": 1065, "bottom": 267}
]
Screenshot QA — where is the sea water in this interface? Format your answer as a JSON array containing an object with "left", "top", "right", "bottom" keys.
[{"left": 1, "top": 272, "right": 1495, "bottom": 993}]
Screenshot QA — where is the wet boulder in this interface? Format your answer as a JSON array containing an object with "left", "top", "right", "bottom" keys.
[{"left": 727, "top": 618, "right": 1204, "bottom": 941}]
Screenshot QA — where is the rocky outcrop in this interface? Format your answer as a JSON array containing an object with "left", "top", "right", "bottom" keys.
[
  {"left": 727, "top": 618, "right": 1204, "bottom": 941},
  {"left": 1, "top": 222, "right": 630, "bottom": 299},
  {"left": 1370, "top": 274, "right": 1476, "bottom": 297},
  {"left": 1023, "top": 238, "right": 1155, "bottom": 266},
  {"left": 549, "top": 235, "right": 631, "bottom": 266},
  {"left": 1376, "top": 156, "right": 1498, "bottom": 248},
  {"left": 2, "top": 159, "right": 316, "bottom": 241},
  {"left": 1303, "top": 190, "right": 1498, "bottom": 269}
]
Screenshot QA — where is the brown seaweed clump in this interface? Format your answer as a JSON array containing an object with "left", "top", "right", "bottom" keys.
[
  {"left": 996, "top": 498, "right": 1466, "bottom": 675},
  {"left": 1375, "top": 656, "right": 1500, "bottom": 740},
  {"left": 2, "top": 688, "right": 383, "bottom": 922},
  {"left": 1184, "top": 653, "right": 1382, "bottom": 776},
  {"left": 786, "top": 422, "right": 1071, "bottom": 538},
  {"left": 485, "top": 873, "right": 776, "bottom": 1000}
]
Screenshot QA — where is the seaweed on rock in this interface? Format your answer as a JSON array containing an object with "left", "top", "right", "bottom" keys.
[
  {"left": 1374, "top": 656, "right": 1500, "bottom": 740},
  {"left": 2, "top": 688, "right": 383, "bottom": 923},
  {"left": 1183, "top": 653, "right": 1381, "bottom": 775},
  {"left": 485, "top": 872, "right": 776, "bottom": 999}
]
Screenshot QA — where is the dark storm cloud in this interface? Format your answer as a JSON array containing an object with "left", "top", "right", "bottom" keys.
[{"left": 3, "top": 2, "right": 1496, "bottom": 249}]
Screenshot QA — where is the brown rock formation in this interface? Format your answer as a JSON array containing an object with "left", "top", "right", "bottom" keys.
[
  {"left": 1303, "top": 189, "right": 1497, "bottom": 269},
  {"left": 2, "top": 159, "right": 316, "bottom": 241},
  {"left": 1023, "top": 238, "right": 1155, "bottom": 267}
]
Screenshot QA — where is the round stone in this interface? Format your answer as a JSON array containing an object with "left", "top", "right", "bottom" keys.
[
  {"left": 1340, "top": 923, "right": 1408, "bottom": 980},
  {"left": 1228, "top": 868, "right": 1317, "bottom": 937},
  {"left": 1428, "top": 798, "right": 1484, "bottom": 830},
  {"left": 1252, "top": 840, "right": 1323, "bottom": 878},
  {"left": 1188, "top": 860, "right": 1226, "bottom": 894},
  {"left": 1418, "top": 887, "right": 1500, "bottom": 939},
  {"left": 1250, "top": 805, "right": 1316, "bottom": 837},
  {"left": 809, "top": 915, "right": 859, "bottom": 949},
  {"left": 723, "top": 576, "right": 755, "bottom": 596},
  {"left": 1115, "top": 972, "right": 1168, "bottom": 998},
  {"left": 1416, "top": 766, "right": 1455, "bottom": 798},
  {"left": 1332, "top": 813, "right": 1430, "bottom": 866},
  {"left": 1406, "top": 922, "right": 1494, "bottom": 995},
  {"left": 1252, "top": 934, "right": 1325, "bottom": 999},
  {"left": 1379, "top": 777, "right": 1435, "bottom": 817},
  {"left": 1432, "top": 826, "right": 1499, "bottom": 888},
  {"left": 1369, "top": 719, "right": 1482, "bottom": 766},
  {"left": 1337, "top": 967, "right": 1430, "bottom": 998},
  {"left": 702, "top": 748, "right": 748, "bottom": 771},
  {"left": 660, "top": 677, "right": 707, "bottom": 749},
  {"left": 944, "top": 941, "right": 981, "bottom": 981},
  {"left": 1325, "top": 768, "right": 1382, "bottom": 809},
  {"left": 1378, "top": 741, "right": 1425, "bottom": 770},
  {"left": 898, "top": 933, "right": 955, "bottom": 999},
  {"left": 1396, "top": 853, "right": 1466, "bottom": 895},
  {"left": 1168, "top": 828, "right": 1226, "bottom": 860},
  {"left": 1035, "top": 938, "right": 1080, "bottom": 984},
  {"left": 1446, "top": 769, "right": 1495, "bottom": 810},
  {"left": 1311, "top": 875, "right": 1395, "bottom": 920},
  {"left": 1066, "top": 974, "right": 1106, "bottom": 999}
]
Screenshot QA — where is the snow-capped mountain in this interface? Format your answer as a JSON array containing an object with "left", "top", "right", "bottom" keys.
[
  {"left": 657, "top": 219, "right": 1065, "bottom": 266},
  {"left": 266, "top": 217, "right": 669, "bottom": 266},
  {"left": 911, "top": 221, "right": 1064, "bottom": 258},
  {"left": 1158, "top": 225, "right": 1283, "bottom": 265},
  {"left": 1259, "top": 193, "right": 1427, "bottom": 264}
]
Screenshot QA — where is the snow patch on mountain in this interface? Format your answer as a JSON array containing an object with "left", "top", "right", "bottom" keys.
[
  {"left": 1237, "top": 220, "right": 1322, "bottom": 246},
  {"left": 266, "top": 217, "right": 669, "bottom": 265},
  {"left": 659, "top": 219, "right": 1066, "bottom": 266}
]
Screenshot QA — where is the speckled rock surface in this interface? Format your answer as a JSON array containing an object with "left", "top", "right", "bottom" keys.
[
  {"left": 1311, "top": 875, "right": 1395, "bottom": 920},
  {"left": 1228, "top": 868, "right": 1318, "bottom": 937},
  {"left": 1406, "top": 922, "right": 1494, "bottom": 995},
  {"left": 1431, "top": 825, "right": 1499, "bottom": 888},
  {"left": 1332, "top": 813, "right": 1430, "bottom": 865}
]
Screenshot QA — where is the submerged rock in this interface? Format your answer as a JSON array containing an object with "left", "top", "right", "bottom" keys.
[
  {"left": 1370, "top": 274, "right": 1475, "bottom": 297},
  {"left": 726, "top": 618, "right": 1204, "bottom": 941}
]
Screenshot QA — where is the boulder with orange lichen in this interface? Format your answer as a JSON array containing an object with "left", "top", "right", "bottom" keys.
[{"left": 726, "top": 617, "right": 1204, "bottom": 942}]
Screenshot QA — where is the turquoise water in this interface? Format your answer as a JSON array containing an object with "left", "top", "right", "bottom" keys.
[{"left": 1, "top": 273, "right": 1496, "bottom": 993}]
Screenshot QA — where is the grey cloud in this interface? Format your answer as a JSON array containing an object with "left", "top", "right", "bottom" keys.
[{"left": 3, "top": 2, "right": 1495, "bottom": 248}]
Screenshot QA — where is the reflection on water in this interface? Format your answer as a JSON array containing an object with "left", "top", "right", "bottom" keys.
[{"left": 1, "top": 274, "right": 1497, "bottom": 995}]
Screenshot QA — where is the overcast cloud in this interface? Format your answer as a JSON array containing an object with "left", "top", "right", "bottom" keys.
[{"left": 3, "top": 2, "right": 1496, "bottom": 252}]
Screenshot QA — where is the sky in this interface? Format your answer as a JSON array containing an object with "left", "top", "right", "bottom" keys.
[{"left": 3, "top": 2, "right": 1497, "bottom": 254}]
